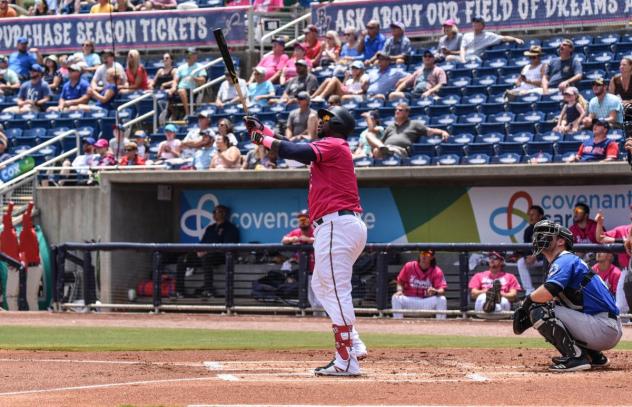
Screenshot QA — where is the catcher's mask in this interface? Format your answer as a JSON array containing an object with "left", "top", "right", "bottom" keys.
[{"left": 532, "top": 219, "right": 573, "bottom": 256}]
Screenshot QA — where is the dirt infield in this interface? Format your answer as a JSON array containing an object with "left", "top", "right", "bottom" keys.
[{"left": 0, "top": 313, "right": 632, "bottom": 406}]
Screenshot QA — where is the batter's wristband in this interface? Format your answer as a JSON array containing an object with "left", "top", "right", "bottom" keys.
[{"left": 262, "top": 136, "right": 275, "bottom": 149}]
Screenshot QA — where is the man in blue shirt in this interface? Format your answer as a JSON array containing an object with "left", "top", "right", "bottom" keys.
[
  {"left": 582, "top": 77, "right": 623, "bottom": 128},
  {"left": 3, "top": 64, "right": 50, "bottom": 113},
  {"left": 378, "top": 21, "right": 412, "bottom": 65},
  {"left": 358, "top": 20, "right": 385, "bottom": 62},
  {"left": 366, "top": 52, "right": 407, "bottom": 99},
  {"left": 48, "top": 64, "right": 90, "bottom": 112},
  {"left": 514, "top": 219, "right": 622, "bottom": 372},
  {"left": 8, "top": 37, "right": 41, "bottom": 81}
]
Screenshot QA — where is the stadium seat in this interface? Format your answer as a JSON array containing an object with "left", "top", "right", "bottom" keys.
[
  {"left": 488, "top": 112, "right": 515, "bottom": 123},
  {"left": 535, "top": 131, "right": 562, "bottom": 142},
  {"left": 4, "top": 128, "right": 22, "bottom": 140},
  {"left": 453, "top": 104, "right": 479, "bottom": 116},
  {"left": 614, "top": 42, "right": 632, "bottom": 55},
  {"left": 452, "top": 77, "right": 472, "bottom": 87},
  {"left": 526, "top": 141, "right": 555, "bottom": 156},
  {"left": 489, "top": 83, "right": 513, "bottom": 95},
  {"left": 507, "top": 131, "right": 534, "bottom": 143},
  {"left": 572, "top": 35, "right": 593, "bottom": 47},
  {"left": 480, "top": 102, "right": 505, "bottom": 115},
  {"left": 461, "top": 153, "right": 491, "bottom": 165},
  {"left": 22, "top": 127, "right": 47, "bottom": 141},
  {"left": 523, "top": 152, "right": 553, "bottom": 163},
  {"left": 536, "top": 121, "right": 557, "bottom": 134},
  {"left": 432, "top": 154, "right": 461, "bottom": 165},
  {"left": 466, "top": 142, "right": 496, "bottom": 156},
  {"left": 374, "top": 156, "right": 401, "bottom": 167},
  {"left": 484, "top": 58, "right": 507, "bottom": 68},
  {"left": 544, "top": 37, "right": 564, "bottom": 49},
  {"left": 411, "top": 114, "right": 430, "bottom": 125},
  {"left": 483, "top": 49, "right": 509, "bottom": 60},
  {"left": 589, "top": 52, "right": 615, "bottom": 63},
  {"left": 438, "top": 143, "right": 466, "bottom": 157},
  {"left": 518, "top": 111, "right": 545, "bottom": 123},
  {"left": 452, "top": 133, "right": 476, "bottom": 144},
  {"left": 565, "top": 131, "right": 592, "bottom": 142},
  {"left": 353, "top": 156, "right": 373, "bottom": 167},
  {"left": 431, "top": 114, "right": 457, "bottom": 126},
  {"left": 479, "top": 122, "right": 507, "bottom": 135},
  {"left": 584, "top": 69, "right": 607, "bottom": 80},
  {"left": 536, "top": 100, "right": 562, "bottom": 113},
  {"left": 508, "top": 102, "right": 533, "bottom": 114},
  {"left": 406, "top": 154, "right": 432, "bottom": 166},
  {"left": 557, "top": 140, "right": 582, "bottom": 154},
  {"left": 476, "top": 132, "right": 505, "bottom": 144},
  {"left": 413, "top": 98, "right": 434, "bottom": 108},
  {"left": 464, "top": 93, "right": 488, "bottom": 104},
  {"left": 607, "top": 129, "right": 624, "bottom": 142},
  {"left": 439, "top": 94, "right": 461, "bottom": 106},
  {"left": 475, "top": 75, "right": 497, "bottom": 86},
  {"left": 451, "top": 124, "right": 478, "bottom": 136},
  {"left": 427, "top": 103, "right": 452, "bottom": 117},
  {"left": 553, "top": 152, "right": 577, "bottom": 163},
  {"left": 595, "top": 34, "right": 620, "bottom": 45},
  {"left": 411, "top": 143, "right": 438, "bottom": 156},
  {"left": 497, "top": 141, "right": 525, "bottom": 155},
  {"left": 491, "top": 152, "right": 522, "bottom": 164}
]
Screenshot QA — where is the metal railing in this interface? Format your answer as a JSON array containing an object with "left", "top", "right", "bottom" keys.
[
  {"left": 117, "top": 92, "right": 158, "bottom": 134},
  {"left": 0, "top": 129, "right": 80, "bottom": 211},
  {"left": 259, "top": 12, "right": 311, "bottom": 58},
  {"left": 189, "top": 57, "right": 224, "bottom": 113},
  {"left": 51, "top": 242, "right": 631, "bottom": 319}
]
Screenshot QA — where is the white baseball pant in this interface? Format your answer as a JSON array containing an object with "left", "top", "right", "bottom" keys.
[
  {"left": 26, "top": 265, "right": 43, "bottom": 311},
  {"left": 4, "top": 266, "right": 19, "bottom": 310},
  {"left": 391, "top": 295, "right": 447, "bottom": 319},
  {"left": 310, "top": 213, "right": 367, "bottom": 326},
  {"left": 475, "top": 294, "right": 512, "bottom": 312},
  {"left": 615, "top": 268, "right": 629, "bottom": 315}
]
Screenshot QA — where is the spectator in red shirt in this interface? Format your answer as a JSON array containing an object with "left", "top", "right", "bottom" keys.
[
  {"left": 302, "top": 24, "right": 323, "bottom": 64},
  {"left": 592, "top": 252, "right": 621, "bottom": 296},
  {"left": 469, "top": 252, "right": 521, "bottom": 317},
  {"left": 119, "top": 142, "right": 146, "bottom": 166},
  {"left": 569, "top": 203, "right": 599, "bottom": 243},
  {"left": 121, "top": 49, "right": 149, "bottom": 94},
  {"left": 391, "top": 250, "right": 447, "bottom": 319}
]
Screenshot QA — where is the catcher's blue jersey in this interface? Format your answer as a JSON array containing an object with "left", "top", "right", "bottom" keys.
[{"left": 546, "top": 251, "right": 619, "bottom": 316}]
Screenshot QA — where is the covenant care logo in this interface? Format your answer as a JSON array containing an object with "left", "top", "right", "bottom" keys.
[{"left": 489, "top": 191, "right": 533, "bottom": 242}]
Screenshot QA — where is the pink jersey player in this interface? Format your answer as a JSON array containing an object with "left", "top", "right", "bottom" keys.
[
  {"left": 392, "top": 250, "right": 448, "bottom": 319},
  {"left": 247, "top": 106, "right": 368, "bottom": 377},
  {"left": 469, "top": 252, "right": 522, "bottom": 315}
]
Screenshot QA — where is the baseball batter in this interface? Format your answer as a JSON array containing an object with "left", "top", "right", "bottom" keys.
[
  {"left": 513, "top": 220, "right": 622, "bottom": 372},
  {"left": 246, "top": 107, "right": 367, "bottom": 376}
]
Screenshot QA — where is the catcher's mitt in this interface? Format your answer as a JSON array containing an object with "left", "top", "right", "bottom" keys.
[{"left": 512, "top": 297, "right": 534, "bottom": 335}]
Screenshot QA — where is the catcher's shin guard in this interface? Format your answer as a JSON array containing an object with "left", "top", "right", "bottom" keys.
[
  {"left": 333, "top": 324, "right": 353, "bottom": 361},
  {"left": 530, "top": 305, "right": 583, "bottom": 358}
]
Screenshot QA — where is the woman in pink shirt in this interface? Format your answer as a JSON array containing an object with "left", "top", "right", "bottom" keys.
[
  {"left": 279, "top": 43, "right": 312, "bottom": 85},
  {"left": 255, "top": 37, "right": 289, "bottom": 84}
]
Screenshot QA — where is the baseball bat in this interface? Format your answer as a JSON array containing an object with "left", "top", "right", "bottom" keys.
[{"left": 213, "top": 28, "right": 248, "bottom": 114}]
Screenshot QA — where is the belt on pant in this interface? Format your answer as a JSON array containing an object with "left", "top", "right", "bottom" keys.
[{"left": 313, "top": 210, "right": 359, "bottom": 227}]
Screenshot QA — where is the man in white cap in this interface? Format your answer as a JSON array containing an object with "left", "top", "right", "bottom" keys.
[
  {"left": 247, "top": 66, "right": 275, "bottom": 107},
  {"left": 380, "top": 21, "right": 411, "bottom": 65}
]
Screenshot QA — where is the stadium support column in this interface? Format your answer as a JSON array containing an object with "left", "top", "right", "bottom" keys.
[
  {"left": 225, "top": 251, "right": 234, "bottom": 315},
  {"left": 376, "top": 251, "right": 388, "bottom": 317},
  {"left": 151, "top": 251, "right": 162, "bottom": 313},
  {"left": 459, "top": 252, "right": 469, "bottom": 319},
  {"left": 298, "top": 249, "right": 308, "bottom": 315},
  {"left": 83, "top": 250, "right": 97, "bottom": 309}
]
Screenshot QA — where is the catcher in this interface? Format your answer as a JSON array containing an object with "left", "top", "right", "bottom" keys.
[{"left": 513, "top": 219, "right": 622, "bottom": 372}]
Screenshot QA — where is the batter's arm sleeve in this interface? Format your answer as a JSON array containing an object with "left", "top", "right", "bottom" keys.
[{"left": 267, "top": 138, "right": 317, "bottom": 165}]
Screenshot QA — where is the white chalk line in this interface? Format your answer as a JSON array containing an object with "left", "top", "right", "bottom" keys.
[{"left": 0, "top": 377, "right": 216, "bottom": 397}]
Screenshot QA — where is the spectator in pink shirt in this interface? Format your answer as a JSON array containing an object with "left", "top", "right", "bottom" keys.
[
  {"left": 253, "top": 0, "right": 282, "bottom": 12},
  {"left": 391, "top": 250, "right": 448, "bottom": 319},
  {"left": 592, "top": 252, "right": 621, "bottom": 296},
  {"left": 141, "top": 0, "right": 176, "bottom": 10},
  {"left": 279, "top": 43, "right": 312, "bottom": 85},
  {"left": 254, "top": 37, "right": 289, "bottom": 84},
  {"left": 595, "top": 208, "right": 631, "bottom": 315},
  {"left": 469, "top": 252, "right": 521, "bottom": 317},
  {"left": 569, "top": 203, "right": 599, "bottom": 244}
]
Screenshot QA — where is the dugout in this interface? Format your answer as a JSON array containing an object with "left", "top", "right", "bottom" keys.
[{"left": 36, "top": 162, "right": 632, "bottom": 307}]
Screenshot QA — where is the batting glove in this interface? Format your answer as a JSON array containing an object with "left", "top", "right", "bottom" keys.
[
  {"left": 250, "top": 130, "right": 264, "bottom": 145},
  {"left": 244, "top": 116, "right": 263, "bottom": 135}
]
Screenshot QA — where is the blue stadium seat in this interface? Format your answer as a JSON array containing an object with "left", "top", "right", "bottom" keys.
[
  {"left": 411, "top": 114, "right": 430, "bottom": 125},
  {"left": 413, "top": 97, "right": 434, "bottom": 108},
  {"left": 451, "top": 124, "right": 478, "bottom": 138},
  {"left": 572, "top": 35, "right": 593, "bottom": 47},
  {"left": 466, "top": 142, "right": 495, "bottom": 156},
  {"left": 4, "top": 128, "right": 22, "bottom": 140},
  {"left": 461, "top": 154, "right": 490, "bottom": 165},
  {"left": 516, "top": 93, "right": 541, "bottom": 104},
  {"left": 536, "top": 100, "right": 562, "bottom": 113},
  {"left": 607, "top": 129, "right": 624, "bottom": 142},
  {"left": 483, "top": 49, "right": 509, "bottom": 60},
  {"left": 508, "top": 101, "right": 533, "bottom": 114},
  {"left": 438, "top": 87, "right": 463, "bottom": 98},
  {"left": 557, "top": 140, "right": 582, "bottom": 154},
  {"left": 431, "top": 113, "right": 457, "bottom": 126},
  {"left": 476, "top": 132, "right": 505, "bottom": 144},
  {"left": 526, "top": 141, "right": 555, "bottom": 156},
  {"left": 507, "top": 131, "right": 534, "bottom": 143},
  {"left": 450, "top": 134, "right": 475, "bottom": 144},
  {"left": 489, "top": 83, "right": 513, "bottom": 95},
  {"left": 459, "top": 112, "right": 486, "bottom": 124},
  {"left": 518, "top": 111, "right": 545, "bottom": 123},
  {"left": 439, "top": 94, "right": 461, "bottom": 106},
  {"left": 553, "top": 152, "right": 578, "bottom": 163},
  {"left": 473, "top": 67, "right": 499, "bottom": 79},
  {"left": 452, "top": 77, "right": 472, "bottom": 87},
  {"left": 411, "top": 144, "right": 438, "bottom": 156},
  {"left": 536, "top": 121, "right": 557, "bottom": 134},
  {"left": 584, "top": 69, "right": 607, "bottom": 80},
  {"left": 498, "top": 142, "right": 526, "bottom": 155},
  {"left": 406, "top": 154, "right": 432, "bottom": 166},
  {"left": 484, "top": 58, "right": 507, "bottom": 68},
  {"left": 464, "top": 93, "right": 488, "bottom": 104},
  {"left": 488, "top": 112, "right": 515, "bottom": 123},
  {"left": 491, "top": 152, "right": 522, "bottom": 164},
  {"left": 595, "top": 34, "right": 620, "bottom": 45},
  {"left": 511, "top": 56, "right": 530, "bottom": 67},
  {"left": 353, "top": 157, "right": 373, "bottom": 167},
  {"left": 22, "top": 127, "right": 47, "bottom": 141},
  {"left": 432, "top": 154, "right": 461, "bottom": 165},
  {"left": 438, "top": 143, "right": 466, "bottom": 157},
  {"left": 525, "top": 39, "right": 542, "bottom": 47},
  {"left": 479, "top": 122, "right": 506, "bottom": 135},
  {"left": 522, "top": 152, "right": 553, "bottom": 163},
  {"left": 480, "top": 102, "right": 505, "bottom": 115},
  {"left": 544, "top": 37, "right": 565, "bottom": 48},
  {"left": 388, "top": 98, "right": 410, "bottom": 108},
  {"left": 453, "top": 104, "right": 478, "bottom": 116},
  {"left": 475, "top": 75, "right": 497, "bottom": 86},
  {"left": 498, "top": 65, "right": 523, "bottom": 78},
  {"left": 374, "top": 156, "right": 401, "bottom": 167},
  {"left": 535, "top": 131, "right": 562, "bottom": 142},
  {"left": 589, "top": 52, "right": 615, "bottom": 63},
  {"left": 463, "top": 85, "right": 489, "bottom": 96},
  {"left": 614, "top": 42, "right": 632, "bottom": 55}
]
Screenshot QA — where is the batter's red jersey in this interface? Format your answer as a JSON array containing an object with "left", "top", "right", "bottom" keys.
[
  {"left": 468, "top": 270, "right": 522, "bottom": 294},
  {"left": 308, "top": 137, "right": 362, "bottom": 222},
  {"left": 396, "top": 261, "right": 447, "bottom": 298}
]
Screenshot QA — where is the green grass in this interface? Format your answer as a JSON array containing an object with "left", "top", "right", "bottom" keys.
[{"left": 0, "top": 326, "right": 630, "bottom": 351}]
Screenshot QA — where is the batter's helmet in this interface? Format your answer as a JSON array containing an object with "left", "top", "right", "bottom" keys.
[
  {"left": 532, "top": 219, "right": 573, "bottom": 256},
  {"left": 317, "top": 107, "right": 355, "bottom": 139}
]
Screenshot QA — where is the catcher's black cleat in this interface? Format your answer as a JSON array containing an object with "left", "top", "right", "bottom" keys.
[
  {"left": 553, "top": 351, "right": 610, "bottom": 369},
  {"left": 549, "top": 356, "right": 591, "bottom": 372},
  {"left": 483, "top": 280, "right": 501, "bottom": 313}
]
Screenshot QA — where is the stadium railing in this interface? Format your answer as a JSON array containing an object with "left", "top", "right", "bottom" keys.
[
  {"left": 259, "top": 12, "right": 310, "bottom": 58},
  {"left": 50, "top": 242, "right": 630, "bottom": 320},
  {"left": 117, "top": 92, "right": 158, "bottom": 134}
]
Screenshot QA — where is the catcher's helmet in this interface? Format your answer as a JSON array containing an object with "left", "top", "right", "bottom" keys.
[
  {"left": 532, "top": 219, "right": 573, "bottom": 256},
  {"left": 317, "top": 107, "right": 355, "bottom": 139}
]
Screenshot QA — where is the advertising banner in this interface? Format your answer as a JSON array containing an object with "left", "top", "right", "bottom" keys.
[
  {"left": 0, "top": 7, "right": 249, "bottom": 54},
  {"left": 180, "top": 185, "right": 632, "bottom": 244},
  {"left": 311, "top": 0, "right": 631, "bottom": 37}
]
